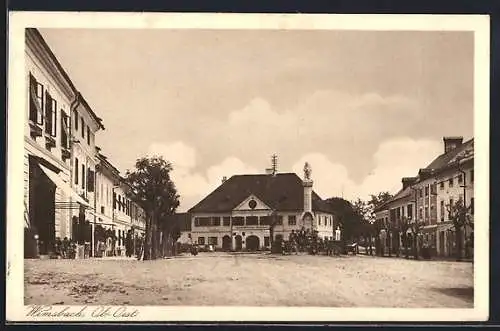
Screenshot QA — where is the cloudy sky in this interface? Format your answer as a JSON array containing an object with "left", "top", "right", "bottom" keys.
[{"left": 39, "top": 28, "right": 474, "bottom": 211}]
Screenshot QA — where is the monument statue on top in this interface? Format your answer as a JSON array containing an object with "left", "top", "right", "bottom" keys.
[{"left": 303, "top": 162, "right": 312, "bottom": 181}]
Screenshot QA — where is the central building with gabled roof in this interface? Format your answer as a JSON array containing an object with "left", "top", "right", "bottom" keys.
[{"left": 187, "top": 164, "right": 335, "bottom": 251}]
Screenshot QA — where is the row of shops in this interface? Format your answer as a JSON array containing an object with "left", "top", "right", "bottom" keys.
[{"left": 23, "top": 28, "right": 146, "bottom": 259}]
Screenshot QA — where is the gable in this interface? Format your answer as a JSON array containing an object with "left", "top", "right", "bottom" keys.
[{"left": 233, "top": 194, "right": 272, "bottom": 211}]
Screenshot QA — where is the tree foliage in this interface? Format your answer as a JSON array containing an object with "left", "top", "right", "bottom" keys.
[
  {"left": 446, "top": 198, "right": 472, "bottom": 261},
  {"left": 125, "top": 156, "right": 180, "bottom": 260},
  {"left": 325, "top": 197, "right": 371, "bottom": 241}
]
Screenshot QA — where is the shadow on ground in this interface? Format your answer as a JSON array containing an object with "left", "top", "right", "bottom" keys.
[{"left": 432, "top": 287, "right": 474, "bottom": 302}]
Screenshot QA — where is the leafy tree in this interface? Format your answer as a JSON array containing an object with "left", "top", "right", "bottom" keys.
[
  {"left": 409, "top": 219, "right": 425, "bottom": 260},
  {"left": 325, "top": 197, "right": 364, "bottom": 241},
  {"left": 446, "top": 198, "right": 472, "bottom": 261},
  {"left": 125, "top": 156, "right": 180, "bottom": 260}
]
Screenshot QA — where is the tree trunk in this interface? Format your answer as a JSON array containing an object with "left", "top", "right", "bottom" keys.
[
  {"left": 143, "top": 215, "right": 152, "bottom": 261},
  {"left": 414, "top": 232, "right": 419, "bottom": 260},
  {"left": 151, "top": 218, "right": 158, "bottom": 260},
  {"left": 456, "top": 227, "right": 463, "bottom": 261},
  {"left": 403, "top": 232, "right": 410, "bottom": 259}
]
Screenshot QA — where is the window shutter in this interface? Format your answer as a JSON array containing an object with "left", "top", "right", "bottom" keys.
[
  {"left": 44, "top": 91, "right": 53, "bottom": 134},
  {"left": 87, "top": 168, "right": 95, "bottom": 192},
  {"left": 51, "top": 99, "right": 57, "bottom": 137}
]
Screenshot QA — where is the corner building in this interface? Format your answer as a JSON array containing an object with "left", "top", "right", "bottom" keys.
[{"left": 188, "top": 170, "right": 335, "bottom": 251}]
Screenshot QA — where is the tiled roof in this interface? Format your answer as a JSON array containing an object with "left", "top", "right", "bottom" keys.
[
  {"left": 377, "top": 138, "right": 474, "bottom": 212},
  {"left": 423, "top": 138, "right": 474, "bottom": 172},
  {"left": 188, "top": 173, "right": 332, "bottom": 214}
]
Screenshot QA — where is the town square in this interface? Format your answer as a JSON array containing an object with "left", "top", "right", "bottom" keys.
[{"left": 14, "top": 16, "right": 483, "bottom": 315}]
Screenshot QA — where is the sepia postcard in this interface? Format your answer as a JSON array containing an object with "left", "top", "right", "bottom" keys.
[{"left": 7, "top": 12, "right": 490, "bottom": 322}]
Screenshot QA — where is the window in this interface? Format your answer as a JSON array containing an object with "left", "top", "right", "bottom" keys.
[
  {"left": 232, "top": 216, "right": 244, "bottom": 226},
  {"left": 425, "top": 186, "right": 429, "bottom": 196},
  {"left": 449, "top": 198, "right": 454, "bottom": 208},
  {"left": 81, "top": 117, "right": 85, "bottom": 139},
  {"left": 113, "top": 192, "right": 116, "bottom": 209},
  {"left": 81, "top": 164, "right": 85, "bottom": 190},
  {"left": 440, "top": 200, "right": 445, "bottom": 218},
  {"left": 264, "top": 236, "right": 270, "bottom": 247},
  {"left": 87, "top": 126, "right": 91, "bottom": 145},
  {"left": 208, "top": 237, "right": 218, "bottom": 245},
  {"left": 44, "top": 91, "right": 57, "bottom": 136},
  {"left": 419, "top": 189, "right": 423, "bottom": 198},
  {"left": 458, "top": 174, "right": 463, "bottom": 184},
  {"left": 318, "top": 216, "right": 321, "bottom": 226},
  {"left": 419, "top": 207, "right": 423, "bottom": 219},
  {"left": 259, "top": 216, "right": 271, "bottom": 225},
  {"left": 29, "top": 73, "right": 44, "bottom": 125},
  {"left": 223, "top": 217, "right": 230, "bottom": 226},
  {"left": 245, "top": 216, "right": 258, "bottom": 225},
  {"left": 74, "top": 158, "right": 79, "bottom": 184},
  {"left": 87, "top": 168, "right": 95, "bottom": 192},
  {"left": 471, "top": 170, "right": 474, "bottom": 183},
  {"left": 471, "top": 197, "right": 474, "bottom": 215},
  {"left": 61, "top": 110, "right": 69, "bottom": 148},
  {"left": 74, "top": 110, "right": 79, "bottom": 131},
  {"left": 101, "top": 206, "right": 105, "bottom": 214},
  {"left": 211, "top": 217, "right": 221, "bottom": 226},
  {"left": 431, "top": 184, "right": 437, "bottom": 195},
  {"left": 288, "top": 215, "right": 296, "bottom": 226},
  {"left": 425, "top": 207, "right": 429, "bottom": 219},
  {"left": 449, "top": 178, "right": 454, "bottom": 187},
  {"left": 440, "top": 181, "right": 444, "bottom": 190},
  {"left": 198, "top": 237, "right": 205, "bottom": 245},
  {"left": 275, "top": 234, "right": 283, "bottom": 242},
  {"left": 277, "top": 215, "right": 283, "bottom": 225}
]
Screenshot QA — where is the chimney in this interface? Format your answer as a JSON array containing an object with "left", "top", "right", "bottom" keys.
[
  {"left": 265, "top": 168, "right": 274, "bottom": 175},
  {"left": 402, "top": 177, "right": 416, "bottom": 190},
  {"left": 443, "top": 136, "right": 463, "bottom": 154},
  {"left": 221, "top": 176, "right": 227, "bottom": 184}
]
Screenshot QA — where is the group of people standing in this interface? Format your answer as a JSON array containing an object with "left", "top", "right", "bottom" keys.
[
  {"left": 277, "top": 227, "right": 344, "bottom": 256},
  {"left": 94, "top": 229, "right": 144, "bottom": 258}
]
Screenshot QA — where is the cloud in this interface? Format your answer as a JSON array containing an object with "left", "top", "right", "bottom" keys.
[
  {"left": 292, "top": 137, "right": 442, "bottom": 202},
  {"left": 147, "top": 142, "right": 259, "bottom": 211}
]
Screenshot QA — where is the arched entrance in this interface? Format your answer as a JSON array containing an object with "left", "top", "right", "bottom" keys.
[
  {"left": 246, "top": 235, "right": 260, "bottom": 251},
  {"left": 222, "top": 235, "right": 232, "bottom": 251},
  {"left": 235, "top": 235, "right": 242, "bottom": 251}
]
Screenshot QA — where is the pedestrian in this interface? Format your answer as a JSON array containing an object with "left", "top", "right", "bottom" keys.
[{"left": 62, "top": 237, "right": 69, "bottom": 259}]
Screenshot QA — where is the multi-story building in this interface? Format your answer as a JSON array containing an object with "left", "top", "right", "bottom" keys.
[
  {"left": 188, "top": 164, "right": 335, "bottom": 251},
  {"left": 95, "top": 152, "right": 146, "bottom": 256},
  {"left": 433, "top": 137, "right": 474, "bottom": 257},
  {"left": 69, "top": 92, "right": 105, "bottom": 245},
  {"left": 374, "top": 177, "right": 416, "bottom": 255},
  {"left": 24, "top": 28, "right": 91, "bottom": 256},
  {"left": 379, "top": 136, "right": 474, "bottom": 258}
]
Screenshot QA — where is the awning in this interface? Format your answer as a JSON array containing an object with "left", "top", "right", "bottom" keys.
[{"left": 39, "top": 164, "right": 90, "bottom": 207}]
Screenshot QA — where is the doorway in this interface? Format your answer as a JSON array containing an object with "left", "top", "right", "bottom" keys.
[
  {"left": 235, "top": 235, "right": 242, "bottom": 251},
  {"left": 29, "top": 158, "right": 56, "bottom": 255},
  {"left": 222, "top": 235, "right": 232, "bottom": 251},
  {"left": 246, "top": 235, "right": 260, "bottom": 251}
]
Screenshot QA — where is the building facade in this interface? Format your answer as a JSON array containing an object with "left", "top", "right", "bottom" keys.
[
  {"left": 94, "top": 152, "right": 146, "bottom": 256},
  {"left": 379, "top": 136, "right": 474, "bottom": 258},
  {"left": 24, "top": 28, "right": 146, "bottom": 258},
  {"left": 69, "top": 93, "right": 105, "bottom": 246},
  {"left": 188, "top": 165, "right": 335, "bottom": 251},
  {"left": 24, "top": 28, "right": 91, "bottom": 256}
]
